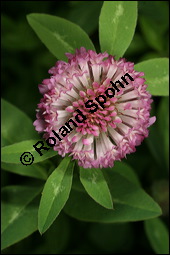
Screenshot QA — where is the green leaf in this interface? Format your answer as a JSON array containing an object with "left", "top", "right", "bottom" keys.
[
  {"left": 109, "top": 161, "right": 141, "bottom": 186},
  {"left": 1, "top": 162, "right": 48, "bottom": 180},
  {"left": 27, "top": 13, "right": 95, "bottom": 61},
  {"left": 1, "top": 185, "right": 42, "bottom": 250},
  {"left": 72, "top": 162, "right": 85, "bottom": 192},
  {"left": 99, "top": 1, "right": 137, "bottom": 59},
  {"left": 73, "top": 161, "right": 140, "bottom": 193},
  {"left": 79, "top": 167, "right": 113, "bottom": 209},
  {"left": 64, "top": 168, "right": 162, "bottom": 223},
  {"left": 1, "top": 99, "right": 38, "bottom": 147},
  {"left": 144, "top": 218, "right": 169, "bottom": 254},
  {"left": 38, "top": 157, "right": 74, "bottom": 234},
  {"left": 1, "top": 140, "right": 57, "bottom": 164},
  {"left": 135, "top": 58, "right": 169, "bottom": 96}
]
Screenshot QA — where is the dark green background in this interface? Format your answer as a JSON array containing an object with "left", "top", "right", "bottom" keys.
[{"left": 1, "top": 1, "right": 169, "bottom": 254}]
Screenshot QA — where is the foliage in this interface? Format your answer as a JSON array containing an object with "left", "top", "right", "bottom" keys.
[{"left": 1, "top": 1, "right": 169, "bottom": 254}]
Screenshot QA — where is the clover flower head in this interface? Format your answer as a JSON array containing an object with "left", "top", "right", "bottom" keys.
[{"left": 34, "top": 47, "right": 156, "bottom": 168}]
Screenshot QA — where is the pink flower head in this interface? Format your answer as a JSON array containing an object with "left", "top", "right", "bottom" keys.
[{"left": 34, "top": 47, "right": 156, "bottom": 168}]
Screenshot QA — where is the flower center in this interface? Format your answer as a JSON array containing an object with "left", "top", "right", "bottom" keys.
[{"left": 66, "top": 81, "right": 122, "bottom": 136}]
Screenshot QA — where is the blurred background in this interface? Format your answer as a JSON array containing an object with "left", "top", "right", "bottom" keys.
[{"left": 1, "top": 1, "right": 169, "bottom": 254}]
